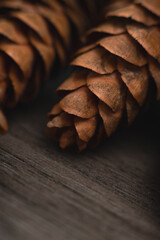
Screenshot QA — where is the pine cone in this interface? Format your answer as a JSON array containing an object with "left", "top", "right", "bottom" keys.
[
  {"left": 0, "top": 0, "right": 101, "bottom": 133},
  {"left": 47, "top": 0, "right": 160, "bottom": 151}
]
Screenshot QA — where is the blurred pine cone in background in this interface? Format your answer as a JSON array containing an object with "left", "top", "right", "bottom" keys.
[
  {"left": 0, "top": 0, "right": 102, "bottom": 134},
  {"left": 47, "top": 0, "right": 160, "bottom": 151}
]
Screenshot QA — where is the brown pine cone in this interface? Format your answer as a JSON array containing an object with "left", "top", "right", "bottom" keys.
[
  {"left": 47, "top": 0, "right": 160, "bottom": 151},
  {"left": 0, "top": 0, "right": 101, "bottom": 133}
]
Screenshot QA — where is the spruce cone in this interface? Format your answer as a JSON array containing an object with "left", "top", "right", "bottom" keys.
[
  {"left": 47, "top": 0, "right": 160, "bottom": 151},
  {"left": 0, "top": 0, "right": 101, "bottom": 134}
]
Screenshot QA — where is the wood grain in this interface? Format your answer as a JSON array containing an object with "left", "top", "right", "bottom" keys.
[{"left": 0, "top": 69, "right": 160, "bottom": 240}]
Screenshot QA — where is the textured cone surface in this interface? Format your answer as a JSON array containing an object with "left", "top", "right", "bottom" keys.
[
  {"left": 0, "top": 0, "right": 101, "bottom": 133},
  {"left": 47, "top": 0, "right": 160, "bottom": 151}
]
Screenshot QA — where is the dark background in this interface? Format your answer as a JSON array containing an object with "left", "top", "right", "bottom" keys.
[{"left": 0, "top": 68, "right": 160, "bottom": 240}]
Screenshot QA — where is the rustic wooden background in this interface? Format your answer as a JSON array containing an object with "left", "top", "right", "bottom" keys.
[{"left": 0, "top": 69, "right": 160, "bottom": 240}]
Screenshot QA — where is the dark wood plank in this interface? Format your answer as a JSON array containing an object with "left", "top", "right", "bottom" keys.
[{"left": 0, "top": 70, "right": 160, "bottom": 240}]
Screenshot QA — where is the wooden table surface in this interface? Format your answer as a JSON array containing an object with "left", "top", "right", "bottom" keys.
[{"left": 0, "top": 69, "right": 160, "bottom": 240}]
